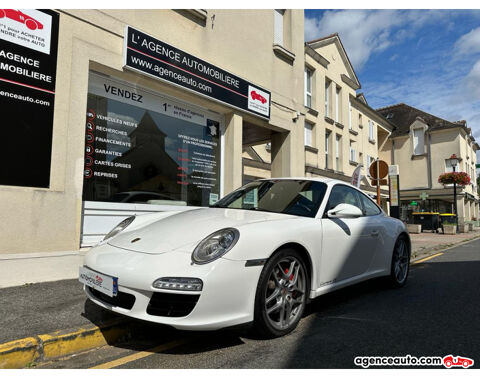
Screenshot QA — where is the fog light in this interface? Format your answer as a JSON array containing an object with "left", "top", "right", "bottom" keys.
[{"left": 152, "top": 277, "right": 203, "bottom": 291}]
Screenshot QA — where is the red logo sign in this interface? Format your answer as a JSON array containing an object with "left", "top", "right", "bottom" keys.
[
  {"left": 250, "top": 90, "right": 267, "bottom": 104},
  {"left": 0, "top": 9, "right": 44, "bottom": 30},
  {"left": 443, "top": 355, "right": 474, "bottom": 368}
]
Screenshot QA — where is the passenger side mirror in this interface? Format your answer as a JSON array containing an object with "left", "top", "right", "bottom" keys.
[{"left": 327, "top": 203, "right": 363, "bottom": 218}]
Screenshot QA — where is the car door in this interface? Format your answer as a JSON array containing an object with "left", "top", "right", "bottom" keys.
[
  {"left": 357, "top": 190, "right": 387, "bottom": 273},
  {"left": 320, "top": 184, "right": 379, "bottom": 285}
]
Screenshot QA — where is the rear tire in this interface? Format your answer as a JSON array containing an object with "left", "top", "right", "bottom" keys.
[
  {"left": 253, "top": 248, "right": 308, "bottom": 338},
  {"left": 388, "top": 235, "right": 410, "bottom": 288}
]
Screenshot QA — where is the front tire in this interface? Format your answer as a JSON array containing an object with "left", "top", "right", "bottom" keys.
[
  {"left": 388, "top": 235, "right": 410, "bottom": 287},
  {"left": 253, "top": 248, "right": 308, "bottom": 338}
]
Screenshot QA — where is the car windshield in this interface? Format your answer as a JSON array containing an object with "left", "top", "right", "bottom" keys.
[{"left": 211, "top": 179, "right": 328, "bottom": 218}]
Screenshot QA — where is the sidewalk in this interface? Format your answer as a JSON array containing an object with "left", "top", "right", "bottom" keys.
[
  {"left": 410, "top": 229, "right": 480, "bottom": 260},
  {"left": 0, "top": 249, "right": 88, "bottom": 289}
]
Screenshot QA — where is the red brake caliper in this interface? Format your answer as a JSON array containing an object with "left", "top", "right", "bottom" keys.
[{"left": 285, "top": 269, "right": 294, "bottom": 281}]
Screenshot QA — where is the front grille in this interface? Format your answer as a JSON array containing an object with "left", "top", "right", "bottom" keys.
[
  {"left": 147, "top": 292, "right": 200, "bottom": 317},
  {"left": 88, "top": 287, "right": 136, "bottom": 310}
]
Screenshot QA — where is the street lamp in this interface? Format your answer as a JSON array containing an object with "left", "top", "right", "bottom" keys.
[{"left": 446, "top": 154, "right": 460, "bottom": 221}]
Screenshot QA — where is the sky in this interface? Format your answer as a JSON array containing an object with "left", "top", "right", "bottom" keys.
[{"left": 304, "top": 9, "right": 480, "bottom": 159}]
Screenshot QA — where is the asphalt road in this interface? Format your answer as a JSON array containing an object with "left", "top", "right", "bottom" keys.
[{"left": 36, "top": 238, "right": 480, "bottom": 369}]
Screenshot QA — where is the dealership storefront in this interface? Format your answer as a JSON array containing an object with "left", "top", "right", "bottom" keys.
[
  {"left": 81, "top": 72, "right": 225, "bottom": 245},
  {"left": 0, "top": 10, "right": 305, "bottom": 253},
  {"left": 80, "top": 26, "right": 274, "bottom": 245}
]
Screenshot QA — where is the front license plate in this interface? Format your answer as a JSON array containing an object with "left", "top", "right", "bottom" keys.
[{"left": 79, "top": 266, "right": 118, "bottom": 297}]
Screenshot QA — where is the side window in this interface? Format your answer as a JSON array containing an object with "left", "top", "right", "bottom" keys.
[
  {"left": 358, "top": 191, "right": 381, "bottom": 216},
  {"left": 325, "top": 185, "right": 362, "bottom": 213}
]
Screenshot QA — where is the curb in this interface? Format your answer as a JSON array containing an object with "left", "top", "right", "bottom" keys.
[
  {"left": 0, "top": 318, "right": 131, "bottom": 369},
  {"left": 410, "top": 232, "right": 480, "bottom": 264}
]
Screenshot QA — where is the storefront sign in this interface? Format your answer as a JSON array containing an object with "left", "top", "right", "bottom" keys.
[
  {"left": 389, "top": 175, "right": 399, "bottom": 206},
  {"left": 0, "top": 9, "right": 59, "bottom": 187},
  {"left": 123, "top": 26, "right": 271, "bottom": 119}
]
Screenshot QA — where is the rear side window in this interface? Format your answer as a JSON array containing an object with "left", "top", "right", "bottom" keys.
[{"left": 358, "top": 191, "right": 381, "bottom": 216}]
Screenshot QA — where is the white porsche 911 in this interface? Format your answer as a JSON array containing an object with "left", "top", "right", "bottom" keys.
[{"left": 80, "top": 178, "right": 410, "bottom": 337}]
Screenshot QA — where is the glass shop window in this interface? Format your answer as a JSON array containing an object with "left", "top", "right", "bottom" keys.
[{"left": 83, "top": 73, "right": 222, "bottom": 207}]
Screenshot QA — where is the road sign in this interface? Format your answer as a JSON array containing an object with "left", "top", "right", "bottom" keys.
[
  {"left": 371, "top": 179, "right": 388, "bottom": 186},
  {"left": 388, "top": 164, "right": 400, "bottom": 176},
  {"left": 369, "top": 160, "right": 389, "bottom": 179},
  {"left": 410, "top": 201, "right": 418, "bottom": 206}
]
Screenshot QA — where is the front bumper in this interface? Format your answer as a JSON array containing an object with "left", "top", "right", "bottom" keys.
[{"left": 83, "top": 243, "right": 263, "bottom": 330}]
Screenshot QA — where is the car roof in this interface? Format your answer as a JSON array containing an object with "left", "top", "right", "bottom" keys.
[{"left": 257, "top": 177, "right": 352, "bottom": 187}]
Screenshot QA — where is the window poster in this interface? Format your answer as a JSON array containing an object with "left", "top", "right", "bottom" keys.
[{"left": 83, "top": 72, "right": 222, "bottom": 207}]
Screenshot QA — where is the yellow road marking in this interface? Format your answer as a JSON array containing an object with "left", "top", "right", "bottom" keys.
[
  {"left": 89, "top": 339, "right": 186, "bottom": 369},
  {"left": 412, "top": 252, "right": 444, "bottom": 265}
]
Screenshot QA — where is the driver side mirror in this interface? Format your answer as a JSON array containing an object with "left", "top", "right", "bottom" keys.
[{"left": 327, "top": 203, "right": 363, "bottom": 218}]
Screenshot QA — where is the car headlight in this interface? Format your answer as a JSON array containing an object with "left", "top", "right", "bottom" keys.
[
  {"left": 192, "top": 228, "right": 240, "bottom": 264},
  {"left": 103, "top": 216, "right": 135, "bottom": 241}
]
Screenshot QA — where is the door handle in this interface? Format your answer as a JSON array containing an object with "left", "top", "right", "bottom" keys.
[{"left": 371, "top": 230, "right": 379, "bottom": 237}]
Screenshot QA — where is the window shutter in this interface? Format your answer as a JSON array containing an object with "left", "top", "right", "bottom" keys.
[
  {"left": 335, "top": 87, "right": 340, "bottom": 122},
  {"left": 274, "top": 10, "right": 283, "bottom": 45},
  {"left": 304, "top": 123, "right": 313, "bottom": 147},
  {"left": 413, "top": 129, "right": 424, "bottom": 155},
  {"left": 325, "top": 80, "right": 330, "bottom": 117},
  {"left": 348, "top": 101, "right": 352, "bottom": 129}
]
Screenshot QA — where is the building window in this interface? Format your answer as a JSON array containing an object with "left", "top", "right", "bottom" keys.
[
  {"left": 349, "top": 140, "right": 356, "bottom": 162},
  {"left": 335, "top": 134, "right": 341, "bottom": 171},
  {"left": 445, "top": 159, "right": 455, "bottom": 173},
  {"left": 359, "top": 113, "right": 363, "bottom": 128},
  {"left": 335, "top": 86, "right": 341, "bottom": 122},
  {"left": 304, "top": 67, "right": 312, "bottom": 108},
  {"left": 368, "top": 120, "right": 375, "bottom": 141},
  {"left": 325, "top": 79, "right": 330, "bottom": 117},
  {"left": 325, "top": 130, "right": 330, "bottom": 169},
  {"left": 348, "top": 100, "right": 352, "bottom": 129},
  {"left": 274, "top": 10, "right": 284, "bottom": 46},
  {"left": 304, "top": 122, "right": 313, "bottom": 147},
  {"left": 413, "top": 128, "right": 425, "bottom": 155}
]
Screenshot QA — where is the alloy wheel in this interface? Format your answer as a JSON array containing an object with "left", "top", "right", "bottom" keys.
[
  {"left": 393, "top": 238, "right": 409, "bottom": 284},
  {"left": 264, "top": 256, "right": 306, "bottom": 330}
]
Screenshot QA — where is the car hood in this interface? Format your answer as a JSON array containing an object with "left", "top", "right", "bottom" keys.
[{"left": 108, "top": 207, "right": 295, "bottom": 254}]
